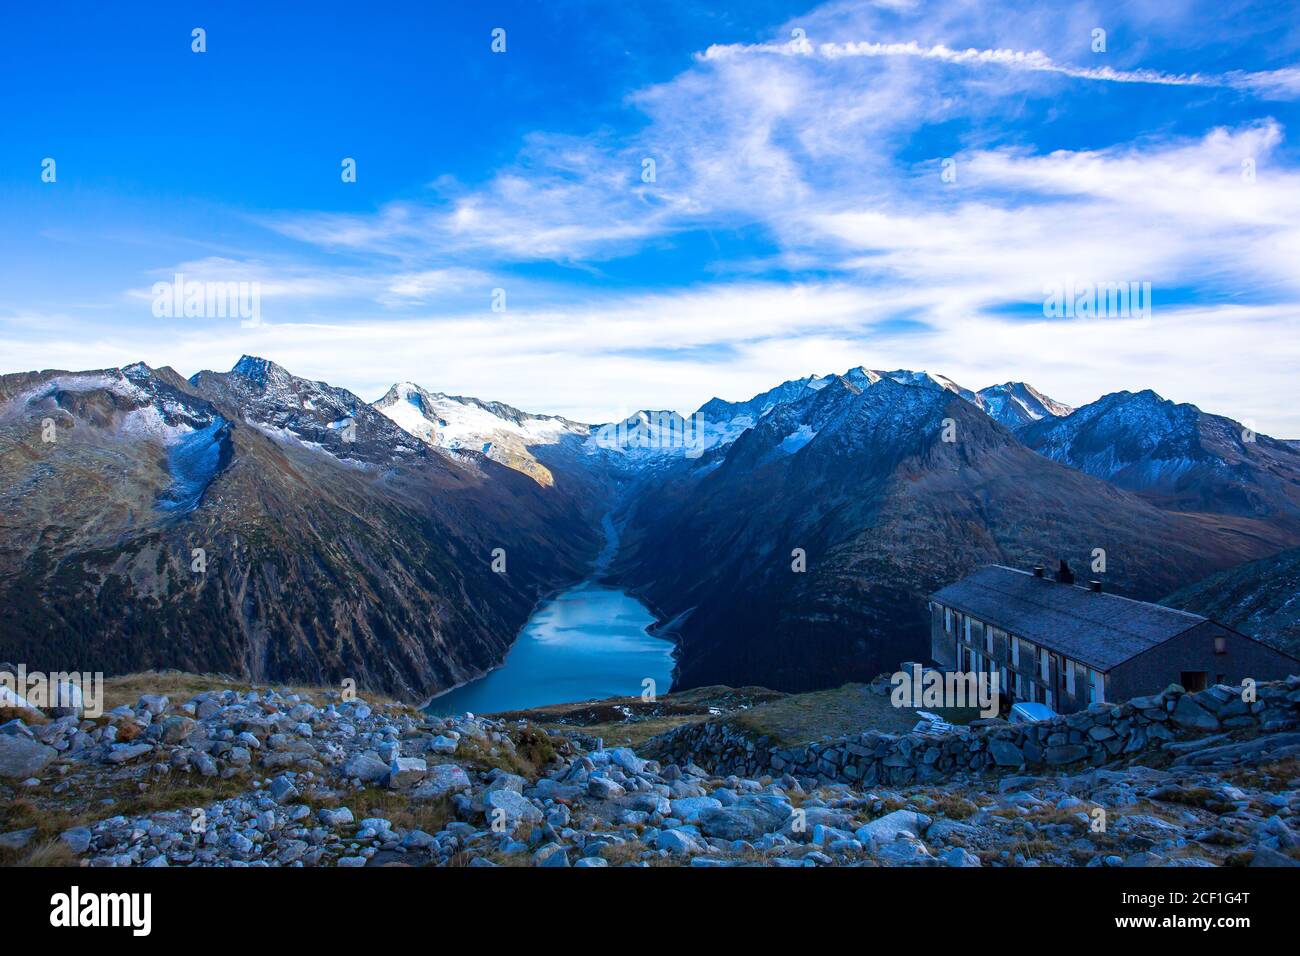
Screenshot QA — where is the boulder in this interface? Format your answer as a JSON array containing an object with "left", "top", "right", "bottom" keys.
[
  {"left": 268, "top": 775, "right": 299, "bottom": 805},
  {"left": 342, "top": 752, "right": 389, "bottom": 783},
  {"left": 587, "top": 776, "right": 625, "bottom": 800},
  {"left": 0, "top": 736, "right": 56, "bottom": 779},
  {"left": 656, "top": 828, "right": 708, "bottom": 855},
  {"left": 485, "top": 789, "right": 543, "bottom": 831},
  {"left": 670, "top": 796, "right": 723, "bottom": 823},
  {"left": 1171, "top": 695, "right": 1220, "bottom": 732},
  {"left": 0, "top": 828, "right": 35, "bottom": 851},
  {"left": 60, "top": 827, "right": 92, "bottom": 855},
  {"left": 988, "top": 738, "right": 1024, "bottom": 767},
  {"left": 413, "top": 763, "right": 471, "bottom": 799},
  {"left": 854, "top": 810, "right": 929, "bottom": 845},
  {"left": 532, "top": 843, "right": 570, "bottom": 867},
  {"left": 698, "top": 801, "right": 791, "bottom": 841},
  {"left": 137, "top": 695, "right": 169, "bottom": 716},
  {"left": 387, "top": 756, "right": 427, "bottom": 789},
  {"left": 942, "top": 846, "right": 982, "bottom": 867},
  {"left": 159, "top": 716, "right": 198, "bottom": 745}
]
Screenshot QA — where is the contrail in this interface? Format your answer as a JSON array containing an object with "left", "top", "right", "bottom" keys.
[{"left": 699, "top": 38, "right": 1300, "bottom": 99}]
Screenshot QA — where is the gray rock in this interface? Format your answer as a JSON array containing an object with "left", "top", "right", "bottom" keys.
[
  {"left": 387, "top": 756, "right": 427, "bottom": 788},
  {"left": 107, "top": 743, "right": 153, "bottom": 764},
  {"left": 532, "top": 842, "right": 570, "bottom": 867},
  {"left": 413, "top": 763, "right": 471, "bottom": 799},
  {"left": 698, "top": 802, "right": 791, "bottom": 841},
  {"left": 606, "top": 747, "right": 646, "bottom": 774},
  {"left": 670, "top": 796, "right": 723, "bottom": 823},
  {"left": 137, "top": 694, "right": 169, "bottom": 716},
  {"left": 60, "top": 827, "right": 92, "bottom": 854},
  {"left": 269, "top": 775, "right": 299, "bottom": 804},
  {"left": 0, "top": 828, "right": 36, "bottom": 851},
  {"left": 941, "top": 846, "right": 981, "bottom": 867},
  {"left": 656, "top": 828, "right": 708, "bottom": 855},
  {"left": 1044, "top": 744, "right": 1089, "bottom": 765},
  {"left": 988, "top": 738, "right": 1024, "bottom": 767},
  {"left": 318, "top": 807, "right": 355, "bottom": 827},
  {"left": 342, "top": 752, "right": 389, "bottom": 783},
  {"left": 855, "top": 810, "right": 929, "bottom": 845},
  {"left": 429, "top": 735, "right": 459, "bottom": 754},
  {"left": 1251, "top": 847, "right": 1300, "bottom": 867},
  {"left": 0, "top": 736, "right": 57, "bottom": 779},
  {"left": 1171, "top": 695, "right": 1220, "bottom": 732},
  {"left": 587, "top": 776, "right": 626, "bottom": 800},
  {"left": 485, "top": 789, "right": 543, "bottom": 831}
]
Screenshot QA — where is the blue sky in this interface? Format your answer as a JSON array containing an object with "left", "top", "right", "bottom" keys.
[{"left": 2, "top": 0, "right": 1299, "bottom": 433}]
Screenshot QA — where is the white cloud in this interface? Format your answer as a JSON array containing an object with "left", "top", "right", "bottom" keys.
[
  {"left": 11, "top": 0, "right": 1300, "bottom": 438},
  {"left": 700, "top": 37, "right": 1300, "bottom": 99}
]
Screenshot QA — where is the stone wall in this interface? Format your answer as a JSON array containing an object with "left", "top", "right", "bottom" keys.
[{"left": 646, "top": 678, "right": 1300, "bottom": 786}]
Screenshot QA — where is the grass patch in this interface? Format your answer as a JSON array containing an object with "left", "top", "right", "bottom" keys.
[
  {"left": 102, "top": 670, "right": 409, "bottom": 712},
  {"left": 731, "top": 683, "right": 982, "bottom": 747},
  {"left": 495, "top": 686, "right": 785, "bottom": 750},
  {"left": 0, "top": 767, "right": 253, "bottom": 867},
  {"left": 307, "top": 787, "right": 455, "bottom": 836}
]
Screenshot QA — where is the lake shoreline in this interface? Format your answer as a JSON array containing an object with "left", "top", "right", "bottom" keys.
[{"left": 423, "top": 508, "right": 674, "bottom": 715}]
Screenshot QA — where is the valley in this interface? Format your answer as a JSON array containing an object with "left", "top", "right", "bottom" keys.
[{"left": 2, "top": 356, "right": 1298, "bottom": 706}]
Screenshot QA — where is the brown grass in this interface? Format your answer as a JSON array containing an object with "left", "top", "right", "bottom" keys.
[
  {"left": 16, "top": 839, "right": 80, "bottom": 867},
  {"left": 731, "top": 683, "right": 982, "bottom": 747},
  {"left": 926, "top": 794, "right": 979, "bottom": 820},
  {"left": 0, "top": 767, "right": 253, "bottom": 867},
  {"left": 101, "top": 671, "right": 409, "bottom": 712},
  {"left": 307, "top": 787, "right": 455, "bottom": 836},
  {"left": 0, "top": 706, "right": 48, "bottom": 725}
]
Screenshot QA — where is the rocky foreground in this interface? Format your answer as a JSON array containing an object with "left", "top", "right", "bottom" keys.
[{"left": 1, "top": 678, "right": 1299, "bottom": 867}]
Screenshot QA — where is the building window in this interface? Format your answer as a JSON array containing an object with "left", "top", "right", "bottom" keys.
[
  {"left": 1039, "top": 647, "right": 1049, "bottom": 682},
  {"left": 945, "top": 607, "right": 952, "bottom": 634},
  {"left": 1064, "top": 659, "right": 1075, "bottom": 695},
  {"left": 1011, "top": 639, "right": 1019, "bottom": 668},
  {"left": 1090, "top": 670, "right": 1104, "bottom": 704},
  {"left": 1214, "top": 634, "right": 1227, "bottom": 655}
]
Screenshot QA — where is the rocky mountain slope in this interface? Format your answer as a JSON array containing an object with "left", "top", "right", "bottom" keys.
[
  {"left": 1165, "top": 546, "right": 1300, "bottom": 657},
  {"left": 977, "top": 381, "right": 1074, "bottom": 428},
  {"left": 1019, "top": 389, "right": 1300, "bottom": 532},
  {"left": 697, "top": 366, "right": 1072, "bottom": 433},
  {"left": 608, "top": 377, "right": 1289, "bottom": 692},
  {"left": 4, "top": 353, "right": 1295, "bottom": 705},
  {"left": 372, "top": 381, "right": 591, "bottom": 487},
  {"left": 0, "top": 358, "right": 598, "bottom": 701}
]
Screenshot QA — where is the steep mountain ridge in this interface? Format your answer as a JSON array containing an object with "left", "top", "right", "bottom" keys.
[
  {"left": 1165, "top": 546, "right": 1300, "bottom": 657},
  {"left": 1020, "top": 389, "right": 1300, "bottom": 528},
  {"left": 0, "top": 358, "right": 598, "bottom": 701},
  {"left": 696, "top": 366, "right": 1072, "bottom": 435},
  {"left": 977, "top": 381, "right": 1074, "bottom": 427},
  {"left": 3, "top": 354, "right": 1295, "bottom": 704},
  {"left": 608, "top": 377, "right": 1289, "bottom": 692}
]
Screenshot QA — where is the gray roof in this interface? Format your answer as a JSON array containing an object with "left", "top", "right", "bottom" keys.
[{"left": 930, "top": 566, "right": 1207, "bottom": 671}]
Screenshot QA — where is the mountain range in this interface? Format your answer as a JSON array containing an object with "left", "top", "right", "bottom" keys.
[{"left": 2, "top": 355, "right": 1297, "bottom": 701}]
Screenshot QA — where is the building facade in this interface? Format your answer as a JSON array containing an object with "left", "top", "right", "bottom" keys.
[{"left": 929, "top": 563, "right": 1300, "bottom": 715}]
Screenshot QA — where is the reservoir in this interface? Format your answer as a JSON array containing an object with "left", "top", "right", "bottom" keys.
[{"left": 426, "top": 581, "right": 673, "bottom": 716}]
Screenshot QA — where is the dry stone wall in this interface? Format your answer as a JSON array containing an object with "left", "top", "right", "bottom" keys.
[{"left": 647, "top": 679, "right": 1300, "bottom": 786}]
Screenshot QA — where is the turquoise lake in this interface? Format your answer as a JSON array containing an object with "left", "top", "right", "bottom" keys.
[{"left": 425, "top": 581, "right": 674, "bottom": 716}]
